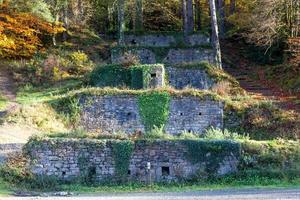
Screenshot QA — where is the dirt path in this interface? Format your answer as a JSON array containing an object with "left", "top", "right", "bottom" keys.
[
  {"left": 0, "top": 66, "right": 16, "bottom": 101},
  {"left": 222, "top": 40, "right": 300, "bottom": 113},
  {"left": 2, "top": 188, "right": 300, "bottom": 200},
  {"left": 0, "top": 65, "right": 18, "bottom": 117}
]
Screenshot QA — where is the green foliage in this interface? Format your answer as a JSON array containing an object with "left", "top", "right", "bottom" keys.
[
  {"left": 9, "top": 0, "right": 54, "bottom": 22},
  {"left": 89, "top": 64, "right": 163, "bottom": 89},
  {"left": 138, "top": 91, "right": 170, "bottom": 131},
  {"left": 265, "top": 64, "right": 300, "bottom": 92},
  {"left": 49, "top": 95, "right": 81, "bottom": 127},
  {"left": 182, "top": 140, "right": 241, "bottom": 174},
  {"left": 130, "top": 65, "right": 153, "bottom": 89},
  {"left": 0, "top": 94, "right": 8, "bottom": 111},
  {"left": 10, "top": 49, "right": 94, "bottom": 86},
  {"left": 141, "top": 126, "right": 174, "bottom": 140},
  {"left": 224, "top": 96, "right": 300, "bottom": 140},
  {"left": 237, "top": 140, "right": 300, "bottom": 182},
  {"left": 89, "top": 64, "right": 131, "bottom": 88},
  {"left": 203, "top": 128, "right": 249, "bottom": 140},
  {"left": 111, "top": 140, "right": 134, "bottom": 181}
]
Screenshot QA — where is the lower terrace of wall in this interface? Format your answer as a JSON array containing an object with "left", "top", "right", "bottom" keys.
[
  {"left": 27, "top": 139, "right": 240, "bottom": 183},
  {"left": 79, "top": 95, "right": 223, "bottom": 135}
]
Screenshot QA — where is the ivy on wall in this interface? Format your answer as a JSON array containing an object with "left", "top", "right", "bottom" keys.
[
  {"left": 182, "top": 140, "right": 241, "bottom": 174},
  {"left": 89, "top": 64, "right": 163, "bottom": 89},
  {"left": 89, "top": 64, "right": 131, "bottom": 87},
  {"left": 111, "top": 140, "right": 134, "bottom": 180},
  {"left": 138, "top": 91, "right": 170, "bottom": 131}
]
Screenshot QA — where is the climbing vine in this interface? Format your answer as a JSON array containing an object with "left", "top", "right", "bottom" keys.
[
  {"left": 89, "top": 64, "right": 163, "bottom": 89},
  {"left": 181, "top": 140, "right": 240, "bottom": 174},
  {"left": 138, "top": 91, "right": 170, "bottom": 131},
  {"left": 111, "top": 140, "right": 134, "bottom": 180}
]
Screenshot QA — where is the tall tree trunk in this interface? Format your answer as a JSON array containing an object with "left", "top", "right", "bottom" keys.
[
  {"left": 229, "top": 0, "right": 235, "bottom": 15},
  {"left": 52, "top": 13, "right": 60, "bottom": 46},
  {"left": 209, "top": 0, "right": 222, "bottom": 69},
  {"left": 195, "top": 0, "right": 201, "bottom": 31},
  {"left": 187, "top": 0, "right": 194, "bottom": 33},
  {"left": 78, "top": 0, "right": 84, "bottom": 22},
  {"left": 182, "top": 0, "right": 188, "bottom": 42},
  {"left": 135, "top": 0, "right": 143, "bottom": 32},
  {"left": 62, "top": 4, "right": 68, "bottom": 41},
  {"left": 217, "top": 0, "right": 225, "bottom": 38},
  {"left": 118, "top": 0, "right": 126, "bottom": 45}
]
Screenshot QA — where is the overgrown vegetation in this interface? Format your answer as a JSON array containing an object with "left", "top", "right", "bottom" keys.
[
  {"left": 0, "top": 94, "right": 8, "bottom": 110},
  {"left": 0, "top": 3, "right": 64, "bottom": 58},
  {"left": 89, "top": 64, "right": 163, "bottom": 89},
  {"left": 111, "top": 140, "right": 134, "bottom": 181},
  {"left": 138, "top": 91, "right": 170, "bottom": 131},
  {"left": 224, "top": 99, "right": 300, "bottom": 140}
]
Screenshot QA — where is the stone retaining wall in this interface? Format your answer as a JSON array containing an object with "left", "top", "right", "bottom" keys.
[
  {"left": 111, "top": 48, "right": 215, "bottom": 65},
  {"left": 166, "top": 67, "right": 214, "bottom": 90},
  {"left": 28, "top": 139, "right": 240, "bottom": 182},
  {"left": 79, "top": 95, "right": 223, "bottom": 135},
  {"left": 124, "top": 34, "right": 210, "bottom": 47},
  {"left": 0, "top": 143, "right": 23, "bottom": 165}
]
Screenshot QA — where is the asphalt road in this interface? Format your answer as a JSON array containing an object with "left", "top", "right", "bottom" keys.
[{"left": 1, "top": 188, "right": 300, "bottom": 200}]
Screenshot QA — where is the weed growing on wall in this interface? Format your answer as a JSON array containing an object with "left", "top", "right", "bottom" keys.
[
  {"left": 111, "top": 140, "right": 134, "bottom": 181},
  {"left": 182, "top": 140, "right": 241, "bottom": 175},
  {"left": 49, "top": 95, "right": 82, "bottom": 127},
  {"left": 138, "top": 91, "right": 170, "bottom": 131}
]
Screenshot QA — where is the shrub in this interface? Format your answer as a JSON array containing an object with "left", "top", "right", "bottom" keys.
[
  {"left": 0, "top": 3, "right": 64, "bottom": 58},
  {"left": 119, "top": 52, "right": 140, "bottom": 68},
  {"left": 68, "top": 51, "right": 94, "bottom": 75},
  {"left": 178, "top": 131, "right": 200, "bottom": 139},
  {"left": 203, "top": 127, "right": 249, "bottom": 140},
  {"left": 11, "top": 49, "right": 94, "bottom": 85},
  {"left": 141, "top": 126, "right": 174, "bottom": 140},
  {"left": 0, "top": 94, "right": 8, "bottom": 110}
]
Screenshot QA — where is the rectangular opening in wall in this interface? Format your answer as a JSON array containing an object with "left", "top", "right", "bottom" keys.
[
  {"left": 151, "top": 73, "right": 156, "bottom": 78},
  {"left": 128, "top": 170, "right": 131, "bottom": 175},
  {"left": 162, "top": 166, "right": 170, "bottom": 176}
]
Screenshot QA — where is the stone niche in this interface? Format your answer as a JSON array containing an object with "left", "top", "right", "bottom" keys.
[
  {"left": 79, "top": 95, "right": 223, "bottom": 135},
  {"left": 29, "top": 139, "right": 240, "bottom": 182}
]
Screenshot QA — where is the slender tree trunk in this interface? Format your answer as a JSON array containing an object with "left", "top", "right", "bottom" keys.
[
  {"left": 63, "top": 4, "right": 68, "bottom": 41},
  {"left": 118, "top": 0, "right": 126, "bottom": 45},
  {"left": 229, "top": 0, "right": 235, "bottom": 15},
  {"left": 187, "top": 0, "right": 194, "bottom": 33},
  {"left": 52, "top": 13, "right": 60, "bottom": 46},
  {"left": 182, "top": 0, "right": 188, "bottom": 42},
  {"left": 195, "top": 0, "right": 201, "bottom": 31},
  {"left": 209, "top": 0, "right": 222, "bottom": 69},
  {"left": 135, "top": 0, "right": 143, "bottom": 32},
  {"left": 217, "top": 0, "right": 225, "bottom": 38},
  {"left": 78, "top": 0, "right": 84, "bottom": 22}
]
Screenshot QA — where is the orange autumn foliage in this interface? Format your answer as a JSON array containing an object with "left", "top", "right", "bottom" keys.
[{"left": 0, "top": 3, "right": 65, "bottom": 58}]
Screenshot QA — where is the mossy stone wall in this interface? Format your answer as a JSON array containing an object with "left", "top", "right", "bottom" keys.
[
  {"left": 27, "top": 138, "right": 240, "bottom": 182},
  {"left": 79, "top": 93, "right": 223, "bottom": 135}
]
